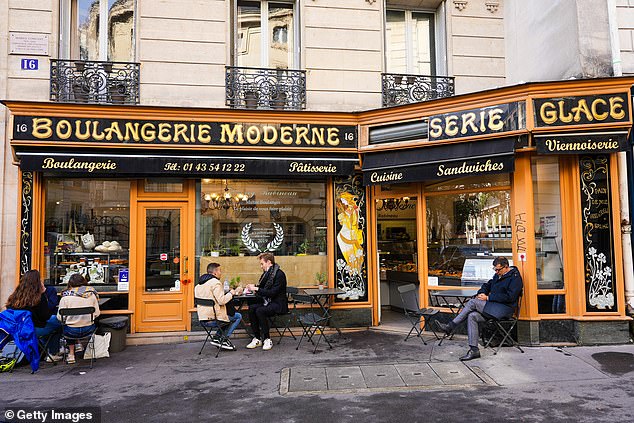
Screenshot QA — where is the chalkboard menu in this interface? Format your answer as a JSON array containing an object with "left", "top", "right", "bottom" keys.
[{"left": 579, "top": 155, "right": 617, "bottom": 312}]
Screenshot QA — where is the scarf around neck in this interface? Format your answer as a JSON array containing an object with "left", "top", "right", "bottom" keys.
[
  {"left": 62, "top": 286, "right": 99, "bottom": 299},
  {"left": 259, "top": 263, "right": 280, "bottom": 291}
]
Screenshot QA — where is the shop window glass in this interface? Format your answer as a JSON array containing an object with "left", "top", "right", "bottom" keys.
[
  {"left": 196, "top": 179, "right": 327, "bottom": 288},
  {"left": 60, "top": 0, "right": 135, "bottom": 61},
  {"left": 386, "top": 10, "right": 435, "bottom": 75},
  {"left": 144, "top": 179, "right": 184, "bottom": 193},
  {"left": 537, "top": 294, "right": 566, "bottom": 314},
  {"left": 425, "top": 173, "right": 510, "bottom": 192},
  {"left": 426, "top": 189, "right": 512, "bottom": 288},
  {"left": 236, "top": 0, "right": 296, "bottom": 68},
  {"left": 532, "top": 157, "right": 565, "bottom": 291},
  {"left": 44, "top": 180, "right": 130, "bottom": 305}
]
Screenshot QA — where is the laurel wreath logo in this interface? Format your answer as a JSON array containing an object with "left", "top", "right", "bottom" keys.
[{"left": 241, "top": 222, "right": 284, "bottom": 253}]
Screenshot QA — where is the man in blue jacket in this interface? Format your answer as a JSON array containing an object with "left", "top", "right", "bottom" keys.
[{"left": 437, "top": 256, "right": 523, "bottom": 361}]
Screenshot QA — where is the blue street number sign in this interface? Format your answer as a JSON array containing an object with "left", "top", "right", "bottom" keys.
[{"left": 21, "top": 58, "right": 39, "bottom": 70}]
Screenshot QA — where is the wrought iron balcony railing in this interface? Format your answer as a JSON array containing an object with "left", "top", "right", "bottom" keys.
[
  {"left": 226, "top": 66, "right": 306, "bottom": 110},
  {"left": 50, "top": 59, "right": 140, "bottom": 105},
  {"left": 382, "top": 73, "right": 455, "bottom": 107}
]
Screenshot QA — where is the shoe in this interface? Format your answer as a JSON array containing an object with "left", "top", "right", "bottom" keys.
[
  {"left": 209, "top": 336, "right": 221, "bottom": 348},
  {"left": 459, "top": 349, "right": 481, "bottom": 361},
  {"left": 262, "top": 338, "right": 273, "bottom": 351},
  {"left": 74, "top": 342, "right": 83, "bottom": 352},
  {"left": 220, "top": 340, "right": 236, "bottom": 351},
  {"left": 246, "top": 338, "right": 262, "bottom": 349},
  {"left": 436, "top": 321, "right": 455, "bottom": 335},
  {"left": 45, "top": 353, "right": 64, "bottom": 363},
  {"left": 66, "top": 354, "right": 76, "bottom": 364}
]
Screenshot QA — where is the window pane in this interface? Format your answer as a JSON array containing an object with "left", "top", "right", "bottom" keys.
[
  {"left": 197, "top": 179, "right": 327, "bottom": 288},
  {"left": 78, "top": 0, "right": 100, "bottom": 60},
  {"left": 427, "top": 190, "right": 511, "bottom": 287},
  {"left": 44, "top": 179, "right": 130, "bottom": 300},
  {"left": 425, "top": 174, "right": 510, "bottom": 192},
  {"left": 237, "top": 1, "right": 262, "bottom": 67},
  {"left": 386, "top": 10, "right": 407, "bottom": 73},
  {"left": 145, "top": 209, "right": 181, "bottom": 292},
  {"left": 538, "top": 295, "right": 566, "bottom": 314},
  {"left": 269, "top": 3, "right": 293, "bottom": 68},
  {"left": 532, "top": 157, "right": 564, "bottom": 290},
  {"left": 411, "top": 12, "right": 434, "bottom": 75},
  {"left": 107, "top": 0, "right": 134, "bottom": 62}
]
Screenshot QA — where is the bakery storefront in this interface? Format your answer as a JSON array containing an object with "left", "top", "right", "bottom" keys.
[
  {"left": 6, "top": 102, "right": 369, "bottom": 333},
  {"left": 361, "top": 78, "right": 633, "bottom": 344}
]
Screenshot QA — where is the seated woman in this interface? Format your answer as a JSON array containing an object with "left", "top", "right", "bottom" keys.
[
  {"left": 5, "top": 269, "right": 63, "bottom": 362},
  {"left": 57, "top": 274, "right": 100, "bottom": 364}
]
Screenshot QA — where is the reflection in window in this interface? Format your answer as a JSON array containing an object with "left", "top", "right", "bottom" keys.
[
  {"left": 44, "top": 180, "right": 130, "bottom": 296},
  {"left": 426, "top": 189, "right": 511, "bottom": 287},
  {"left": 532, "top": 157, "right": 565, "bottom": 291},
  {"left": 196, "top": 179, "right": 326, "bottom": 288},
  {"left": 386, "top": 10, "right": 435, "bottom": 74}
]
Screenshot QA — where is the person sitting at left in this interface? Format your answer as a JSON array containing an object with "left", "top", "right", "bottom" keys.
[
  {"left": 5, "top": 269, "right": 63, "bottom": 363},
  {"left": 57, "top": 274, "right": 100, "bottom": 364},
  {"left": 195, "top": 262, "right": 242, "bottom": 351}
]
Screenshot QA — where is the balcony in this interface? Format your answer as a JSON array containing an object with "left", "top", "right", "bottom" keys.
[
  {"left": 226, "top": 66, "right": 306, "bottom": 110},
  {"left": 50, "top": 59, "right": 140, "bottom": 105},
  {"left": 382, "top": 73, "right": 455, "bottom": 107}
]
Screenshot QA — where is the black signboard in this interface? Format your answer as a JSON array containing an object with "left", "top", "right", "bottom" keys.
[
  {"left": 535, "top": 132, "right": 629, "bottom": 154},
  {"left": 12, "top": 116, "right": 357, "bottom": 149},
  {"left": 534, "top": 93, "right": 630, "bottom": 128},
  {"left": 17, "top": 152, "right": 357, "bottom": 178},
  {"left": 580, "top": 155, "right": 617, "bottom": 312},
  {"left": 428, "top": 102, "right": 521, "bottom": 141}
]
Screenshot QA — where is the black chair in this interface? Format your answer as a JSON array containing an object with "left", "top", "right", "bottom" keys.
[
  {"left": 58, "top": 306, "right": 97, "bottom": 368},
  {"left": 291, "top": 293, "right": 332, "bottom": 354},
  {"left": 0, "top": 328, "right": 20, "bottom": 373},
  {"left": 37, "top": 332, "right": 59, "bottom": 365},
  {"left": 481, "top": 293, "right": 524, "bottom": 355},
  {"left": 269, "top": 286, "right": 298, "bottom": 345},
  {"left": 194, "top": 297, "right": 233, "bottom": 358},
  {"left": 397, "top": 284, "right": 440, "bottom": 345}
]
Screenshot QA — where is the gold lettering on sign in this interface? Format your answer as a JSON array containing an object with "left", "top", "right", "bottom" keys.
[
  {"left": 544, "top": 138, "right": 620, "bottom": 152},
  {"left": 41, "top": 157, "right": 117, "bottom": 173},
  {"left": 539, "top": 95, "right": 626, "bottom": 125},
  {"left": 288, "top": 162, "right": 338, "bottom": 173},
  {"left": 220, "top": 124, "right": 245, "bottom": 144},
  {"left": 32, "top": 118, "right": 53, "bottom": 138},
  {"left": 370, "top": 171, "right": 403, "bottom": 183},
  {"left": 436, "top": 159, "right": 504, "bottom": 177}
]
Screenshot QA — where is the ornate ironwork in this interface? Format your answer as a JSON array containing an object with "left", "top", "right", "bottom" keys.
[
  {"left": 226, "top": 66, "right": 306, "bottom": 110},
  {"left": 381, "top": 73, "right": 455, "bottom": 107},
  {"left": 20, "top": 171, "right": 34, "bottom": 274},
  {"left": 50, "top": 59, "right": 140, "bottom": 105}
]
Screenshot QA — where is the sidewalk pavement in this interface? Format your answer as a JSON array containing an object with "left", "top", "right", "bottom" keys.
[{"left": 1, "top": 329, "right": 633, "bottom": 423}]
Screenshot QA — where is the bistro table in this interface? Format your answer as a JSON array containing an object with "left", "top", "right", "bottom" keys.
[
  {"left": 302, "top": 288, "right": 345, "bottom": 338},
  {"left": 429, "top": 288, "right": 477, "bottom": 345},
  {"left": 231, "top": 293, "right": 258, "bottom": 336}
]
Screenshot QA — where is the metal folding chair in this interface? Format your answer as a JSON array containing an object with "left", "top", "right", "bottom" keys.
[
  {"left": 397, "top": 284, "right": 440, "bottom": 345},
  {"left": 58, "top": 306, "right": 97, "bottom": 368},
  {"left": 482, "top": 293, "right": 524, "bottom": 355},
  {"left": 291, "top": 293, "right": 332, "bottom": 354},
  {"left": 0, "top": 328, "right": 20, "bottom": 373},
  {"left": 270, "top": 286, "right": 298, "bottom": 345},
  {"left": 195, "top": 297, "right": 233, "bottom": 358}
]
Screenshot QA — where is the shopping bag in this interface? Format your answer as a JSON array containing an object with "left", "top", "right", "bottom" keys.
[{"left": 83, "top": 333, "right": 110, "bottom": 359}]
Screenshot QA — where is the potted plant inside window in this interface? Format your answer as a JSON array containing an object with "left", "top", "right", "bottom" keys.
[
  {"left": 230, "top": 242, "right": 243, "bottom": 257},
  {"left": 317, "top": 237, "right": 326, "bottom": 256},
  {"left": 230, "top": 276, "right": 241, "bottom": 290},
  {"left": 315, "top": 271, "right": 327, "bottom": 290},
  {"left": 209, "top": 238, "right": 223, "bottom": 257},
  {"left": 297, "top": 239, "right": 310, "bottom": 256}
]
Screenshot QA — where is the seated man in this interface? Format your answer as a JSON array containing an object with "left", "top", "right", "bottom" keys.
[
  {"left": 195, "top": 262, "right": 242, "bottom": 351},
  {"left": 245, "top": 253, "right": 288, "bottom": 351},
  {"left": 437, "top": 256, "right": 523, "bottom": 361}
]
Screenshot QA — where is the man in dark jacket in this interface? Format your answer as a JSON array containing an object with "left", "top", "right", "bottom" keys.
[
  {"left": 245, "top": 252, "right": 288, "bottom": 351},
  {"left": 437, "top": 256, "right": 523, "bottom": 361}
]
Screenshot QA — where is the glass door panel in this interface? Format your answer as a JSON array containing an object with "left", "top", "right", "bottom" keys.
[{"left": 145, "top": 209, "right": 181, "bottom": 292}]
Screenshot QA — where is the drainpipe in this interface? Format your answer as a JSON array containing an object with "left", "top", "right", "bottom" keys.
[{"left": 608, "top": 0, "right": 634, "bottom": 314}]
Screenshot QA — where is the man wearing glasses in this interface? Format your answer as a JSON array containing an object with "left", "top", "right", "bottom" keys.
[{"left": 437, "top": 256, "right": 523, "bottom": 361}]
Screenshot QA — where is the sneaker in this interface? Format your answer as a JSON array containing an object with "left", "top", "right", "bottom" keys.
[
  {"left": 45, "top": 353, "right": 64, "bottom": 363},
  {"left": 209, "top": 336, "right": 222, "bottom": 348},
  {"left": 74, "top": 342, "right": 83, "bottom": 352},
  {"left": 246, "top": 338, "right": 262, "bottom": 349},
  {"left": 262, "top": 338, "right": 273, "bottom": 351},
  {"left": 220, "top": 340, "right": 236, "bottom": 351},
  {"left": 66, "top": 354, "right": 76, "bottom": 364}
]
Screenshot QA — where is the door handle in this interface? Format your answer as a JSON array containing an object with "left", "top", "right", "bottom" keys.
[{"left": 183, "top": 256, "right": 188, "bottom": 274}]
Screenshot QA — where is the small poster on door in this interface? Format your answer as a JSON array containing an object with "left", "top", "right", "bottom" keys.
[
  {"left": 160, "top": 253, "right": 168, "bottom": 261},
  {"left": 117, "top": 268, "right": 129, "bottom": 292}
]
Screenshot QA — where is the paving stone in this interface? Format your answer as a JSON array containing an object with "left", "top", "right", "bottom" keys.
[
  {"left": 326, "top": 366, "right": 366, "bottom": 390},
  {"left": 288, "top": 366, "right": 327, "bottom": 392},
  {"left": 360, "top": 364, "right": 406, "bottom": 388},
  {"left": 429, "top": 362, "right": 484, "bottom": 385},
  {"left": 395, "top": 363, "right": 444, "bottom": 386}
]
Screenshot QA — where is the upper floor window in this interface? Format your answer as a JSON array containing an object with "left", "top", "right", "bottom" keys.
[
  {"left": 386, "top": 10, "right": 435, "bottom": 75},
  {"left": 60, "top": 0, "right": 135, "bottom": 62},
  {"left": 235, "top": 1, "right": 297, "bottom": 69}
]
